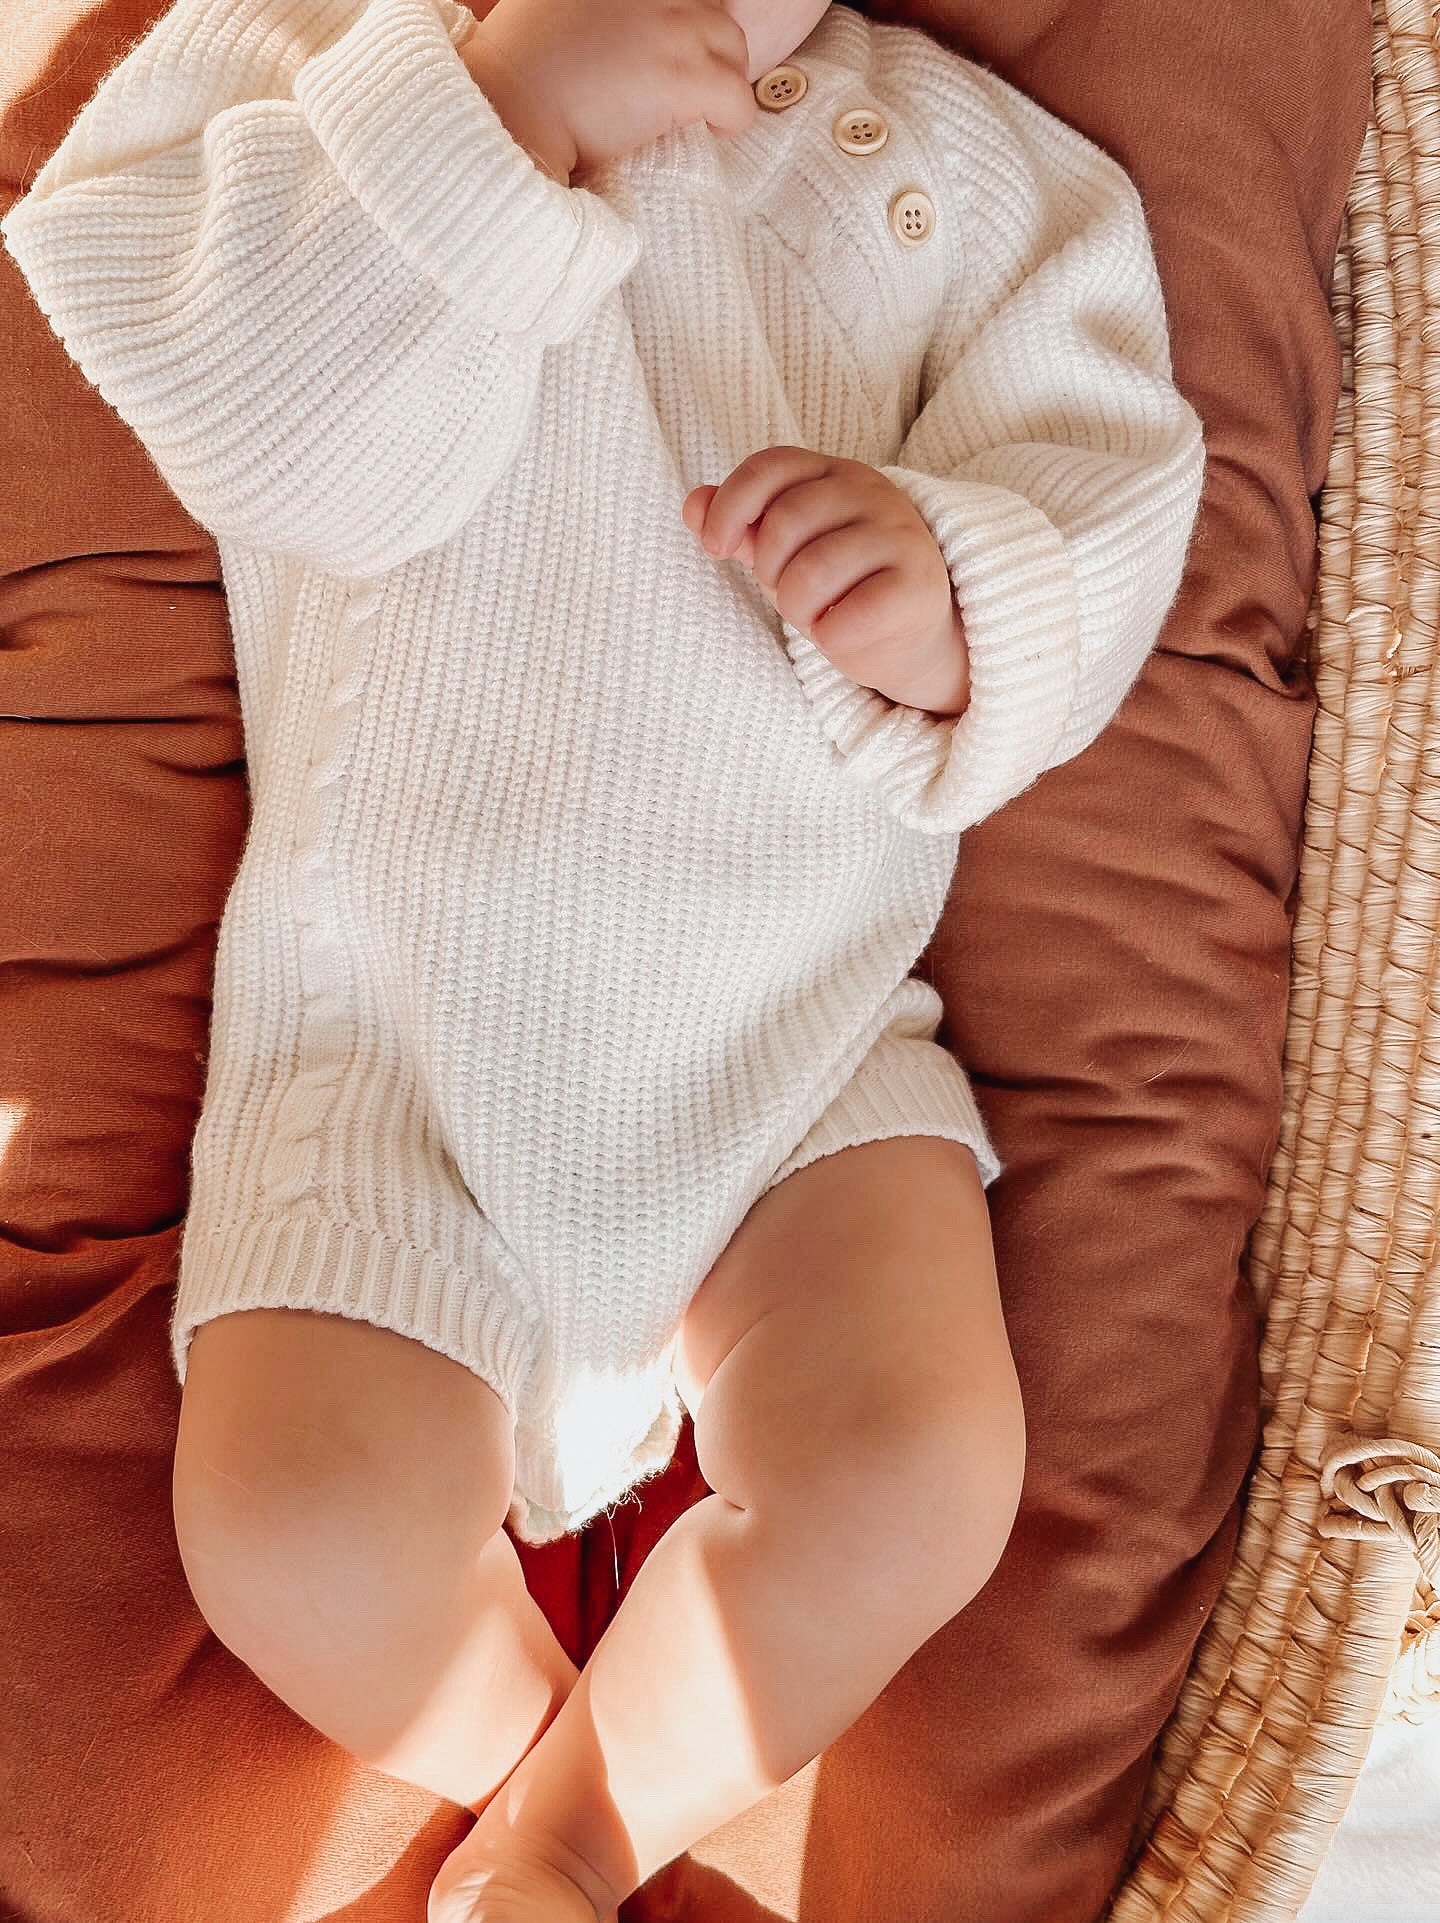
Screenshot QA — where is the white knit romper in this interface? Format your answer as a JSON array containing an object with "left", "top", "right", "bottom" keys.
[{"left": 0, "top": 0, "right": 1205, "bottom": 1541}]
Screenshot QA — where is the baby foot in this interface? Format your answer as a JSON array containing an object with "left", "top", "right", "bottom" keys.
[{"left": 428, "top": 1835, "right": 620, "bottom": 1923}]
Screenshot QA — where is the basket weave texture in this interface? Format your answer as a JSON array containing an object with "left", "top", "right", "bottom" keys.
[{"left": 1105, "top": 0, "right": 1440, "bottom": 1915}]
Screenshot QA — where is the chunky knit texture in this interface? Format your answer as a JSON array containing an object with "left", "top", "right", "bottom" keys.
[{"left": 2, "top": 0, "right": 1205, "bottom": 1541}]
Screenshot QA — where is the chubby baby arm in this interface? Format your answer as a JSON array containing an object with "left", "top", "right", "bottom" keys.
[{"left": 0, "top": 0, "right": 639, "bottom": 580}]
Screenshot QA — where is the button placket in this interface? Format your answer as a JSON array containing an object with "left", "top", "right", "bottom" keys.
[{"left": 752, "top": 68, "right": 937, "bottom": 251}]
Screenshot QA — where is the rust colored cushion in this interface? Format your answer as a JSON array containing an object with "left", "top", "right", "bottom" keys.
[{"left": 0, "top": 4, "right": 1370, "bottom": 1920}]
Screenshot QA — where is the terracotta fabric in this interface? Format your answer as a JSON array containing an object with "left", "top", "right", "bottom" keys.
[{"left": 0, "top": 3, "right": 1370, "bottom": 1918}]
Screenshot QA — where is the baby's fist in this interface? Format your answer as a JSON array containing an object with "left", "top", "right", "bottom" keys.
[{"left": 684, "top": 447, "right": 970, "bottom": 718}]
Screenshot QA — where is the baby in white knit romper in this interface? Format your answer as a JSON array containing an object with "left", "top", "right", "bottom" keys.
[{"left": 3, "top": 0, "right": 1205, "bottom": 1914}]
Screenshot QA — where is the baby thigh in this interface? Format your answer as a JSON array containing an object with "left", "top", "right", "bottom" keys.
[
  {"left": 171, "top": 1309, "right": 557, "bottom": 1806},
  {"left": 676, "top": 1137, "right": 1027, "bottom": 1652}
]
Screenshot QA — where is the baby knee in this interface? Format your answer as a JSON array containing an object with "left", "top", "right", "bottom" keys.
[
  {"left": 172, "top": 1434, "right": 372, "bottom": 1673},
  {"left": 170, "top": 1309, "right": 516, "bottom": 1668},
  {"left": 927, "top": 1376, "right": 1027, "bottom": 1585},
  {"left": 822, "top": 1377, "right": 1027, "bottom": 1624},
  {"left": 171, "top": 1413, "right": 494, "bottom": 1683}
]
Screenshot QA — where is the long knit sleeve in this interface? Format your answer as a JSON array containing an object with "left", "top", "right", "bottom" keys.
[
  {"left": 0, "top": 0, "right": 641, "bottom": 581},
  {"left": 778, "top": 66, "right": 1206, "bottom": 837}
]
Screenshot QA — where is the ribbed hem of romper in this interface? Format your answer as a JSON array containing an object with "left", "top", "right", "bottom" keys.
[
  {"left": 292, "top": 0, "right": 642, "bottom": 342},
  {"left": 509, "top": 1363, "right": 691, "bottom": 1547},
  {"left": 169, "top": 1211, "right": 536, "bottom": 1427},
  {"left": 762, "top": 1021, "right": 1004, "bottom": 1194},
  {"left": 780, "top": 470, "right": 1081, "bottom": 837}
]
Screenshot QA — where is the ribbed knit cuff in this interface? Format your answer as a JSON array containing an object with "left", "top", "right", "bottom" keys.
[
  {"left": 763, "top": 1020, "right": 1003, "bottom": 1194},
  {"left": 293, "top": 0, "right": 641, "bottom": 342},
  {"left": 779, "top": 469, "right": 1080, "bottom": 837},
  {"left": 169, "top": 1210, "right": 539, "bottom": 1421}
]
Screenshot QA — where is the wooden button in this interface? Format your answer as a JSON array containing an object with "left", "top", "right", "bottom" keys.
[
  {"left": 888, "top": 187, "right": 936, "bottom": 247},
  {"left": 833, "top": 106, "right": 889, "bottom": 154},
  {"left": 754, "top": 65, "right": 808, "bottom": 110}
]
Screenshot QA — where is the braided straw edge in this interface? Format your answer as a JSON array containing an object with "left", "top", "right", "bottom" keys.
[{"left": 1105, "top": 0, "right": 1440, "bottom": 1916}]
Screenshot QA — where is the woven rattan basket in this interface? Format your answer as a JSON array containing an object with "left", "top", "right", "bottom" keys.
[{"left": 1104, "top": 0, "right": 1440, "bottom": 1915}]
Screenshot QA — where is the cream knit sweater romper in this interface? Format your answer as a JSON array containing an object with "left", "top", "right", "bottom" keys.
[{"left": 2, "top": 0, "right": 1206, "bottom": 1543}]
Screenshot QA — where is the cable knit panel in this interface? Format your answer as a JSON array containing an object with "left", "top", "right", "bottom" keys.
[
  {"left": 1, "top": 0, "right": 1205, "bottom": 1542},
  {"left": 258, "top": 575, "right": 381, "bottom": 1211}
]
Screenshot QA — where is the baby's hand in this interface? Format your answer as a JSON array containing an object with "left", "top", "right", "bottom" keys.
[
  {"left": 471, "top": 0, "right": 756, "bottom": 184},
  {"left": 683, "top": 448, "right": 971, "bottom": 718}
]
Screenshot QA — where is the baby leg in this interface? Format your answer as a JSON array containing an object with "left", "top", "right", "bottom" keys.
[
  {"left": 432, "top": 1136, "right": 1026, "bottom": 1923},
  {"left": 171, "top": 1308, "right": 579, "bottom": 1812}
]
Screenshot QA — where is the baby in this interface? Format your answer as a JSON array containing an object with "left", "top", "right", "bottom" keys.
[{"left": 1, "top": 0, "right": 1205, "bottom": 1917}]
